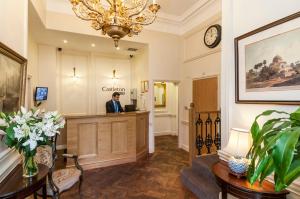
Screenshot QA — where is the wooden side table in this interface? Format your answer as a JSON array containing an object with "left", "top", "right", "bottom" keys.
[
  {"left": 212, "top": 161, "right": 289, "bottom": 199},
  {"left": 0, "top": 164, "right": 48, "bottom": 199}
]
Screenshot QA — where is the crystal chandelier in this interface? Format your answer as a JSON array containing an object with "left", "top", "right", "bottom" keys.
[{"left": 69, "top": 0, "right": 161, "bottom": 47}]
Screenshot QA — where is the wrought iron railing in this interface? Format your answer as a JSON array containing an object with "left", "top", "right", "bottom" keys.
[{"left": 189, "top": 103, "right": 221, "bottom": 162}]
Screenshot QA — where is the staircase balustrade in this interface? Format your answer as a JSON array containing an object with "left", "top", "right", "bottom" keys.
[{"left": 189, "top": 103, "right": 221, "bottom": 163}]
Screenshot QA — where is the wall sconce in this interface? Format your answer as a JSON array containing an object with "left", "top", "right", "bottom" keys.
[
  {"left": 72, "top": 67, "right": 80, "bottom": 80},
  {"left": 112, "top": 69, "right": 118, "bottom": 79},
  {"left": 112, "top": 69, "right": 119, "bottom": 85}
]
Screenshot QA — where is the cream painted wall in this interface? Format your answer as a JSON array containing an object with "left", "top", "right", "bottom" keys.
[
  {"left": 130, "top": 48, "right": 149, "bottom": 111},
  {"left": 36, "top": 45, "right": 133, "bottom": 115},
  {"left": 0, "top": 0, "right": 29, "bottom": 183},
  {"left": 0, "top": 0, "right": 28, "bottom": 57},
  {"left": 221, "top": 0, "right": 300, "bottom": 198},
  {"left": 154, "top": 82, "right": 179, "bottom": 136},
  {"left": 178, "top": 14, "right": 222, "bottom": 152},
  {"left": 27, "top": 34, "right": 39, "bottom": 108}
]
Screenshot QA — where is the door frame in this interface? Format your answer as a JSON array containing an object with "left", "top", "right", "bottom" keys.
[{"left": 152, "top": 80, "right": 180, "bottom": 150}]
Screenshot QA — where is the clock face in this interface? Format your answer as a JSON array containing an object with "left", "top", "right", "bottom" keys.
[{"left": 204, "top": 25, "right": 221, "bottom": 48}]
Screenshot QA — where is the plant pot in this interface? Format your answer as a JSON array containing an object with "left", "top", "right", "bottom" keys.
[{"left": 22, "top": 153, "right": 38, "bottom": 178}]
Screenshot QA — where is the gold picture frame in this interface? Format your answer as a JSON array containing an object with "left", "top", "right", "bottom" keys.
[
  {"left": 0, "top": 42, "right": 27, "bottom": 113},
  {"left": 141, "top": 80, "right": 149, "bottom": 93},
  {"left": 154, "top": 82, "right": 166, "bottom": 108}
]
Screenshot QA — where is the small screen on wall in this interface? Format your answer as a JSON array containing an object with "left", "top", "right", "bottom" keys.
[{"left": 35, "top": 87, "right": 48, "bottom": 101}]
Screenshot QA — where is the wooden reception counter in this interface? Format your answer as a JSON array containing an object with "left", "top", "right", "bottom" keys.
[{"left": 65, "top": 111, "right": 149, "bottom": 170}]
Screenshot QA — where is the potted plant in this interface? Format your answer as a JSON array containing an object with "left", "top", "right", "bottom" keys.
[
  {"left": 0, "top": 107, "right": 65, "bottom": 177},
  {"left": 247, "top": 108, "right": 300, "bottom": 191}
]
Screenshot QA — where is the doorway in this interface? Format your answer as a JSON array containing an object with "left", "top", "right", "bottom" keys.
[{"left": 153, "top": 81, "right": 179, "bottom": 149}]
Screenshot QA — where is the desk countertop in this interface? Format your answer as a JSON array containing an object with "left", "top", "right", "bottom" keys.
[{"left": 64, "top": 111, "right": 150, "bottom": 119}]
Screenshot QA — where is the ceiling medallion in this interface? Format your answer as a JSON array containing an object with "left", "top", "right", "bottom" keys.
[{"left": 69, "top": 0, "right": 161, "bottom": 47}]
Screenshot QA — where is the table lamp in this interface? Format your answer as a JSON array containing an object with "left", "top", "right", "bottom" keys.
[{"left": 224, "top": 128, "right": 252, "bottom": 177}]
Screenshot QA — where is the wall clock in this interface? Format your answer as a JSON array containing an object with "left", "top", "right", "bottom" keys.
[{"left": 204, "top": 24, "right": 222, "bottom": 48}]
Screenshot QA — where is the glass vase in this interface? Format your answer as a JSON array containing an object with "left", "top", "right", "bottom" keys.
[{"left": 22, "top": 153, "right": 38, "bottom": 178}]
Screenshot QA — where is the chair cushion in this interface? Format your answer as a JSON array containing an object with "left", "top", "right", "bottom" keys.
[
  {"left": 44, "top": 168, "right": 81, "bottom": 196},
  {"left": 53, "top": 168, "right": 81, "bottom": 193}
]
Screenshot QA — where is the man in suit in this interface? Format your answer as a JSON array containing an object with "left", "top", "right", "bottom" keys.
[{"left": 106, "top": 92, "right": 124, "bottom": 113}]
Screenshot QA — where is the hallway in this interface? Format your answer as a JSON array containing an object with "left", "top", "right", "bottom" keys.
[{"left": 61, "top": 136, "right": 196, "bottom": 199}]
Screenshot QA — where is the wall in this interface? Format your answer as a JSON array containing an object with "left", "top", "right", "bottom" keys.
[
  {"left": 221, "top": 0, "right": 300, "bottom": 198},
  {"left": 130, "top": 48, "right": 149, "bottom": 111},
  {"left": 37, "top": 45, "right": 133, "bottom": 115},
  {"left": 154, "top": 82, "right": 178, "bottom": 136},
  {"left": 179, "top": 13, "right": 222, "bottom": 151},
  {"left": 0, "top": 0, "right": 29, "bottom": 182},
  {"left": 27, "top": 33, "right": 39, "bottom": 109},
  {"left": 0, "top": 0, "right": 28, "bottom": 57}
]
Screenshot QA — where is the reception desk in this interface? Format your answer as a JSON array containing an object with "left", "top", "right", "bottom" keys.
[{"left": 65, "top": 111, "right": 149, "bottom": 170}]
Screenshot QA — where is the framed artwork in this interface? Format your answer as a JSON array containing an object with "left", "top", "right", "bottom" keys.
[
  {"left": 235, "top": 12, "right": 300, "bottom": 104},
  {"left": 154, "top": 82, "right": 166, "bottom": 108},
  {"left": 0, "top": 42, "right": 27, "bottom": 113},
  {"left": 141, "top": 80, "right": 149, "bottom": 93}
]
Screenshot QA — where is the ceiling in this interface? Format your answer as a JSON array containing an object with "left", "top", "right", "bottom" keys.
[
  {"left": 158, "top": 0, "right": 199, "bottom": 16},
  {"left": 46, "top": 0, "right": 200, "bottom": 17},
  {"left": 29, "top": 2, "right": 147, "bottom": 56}
]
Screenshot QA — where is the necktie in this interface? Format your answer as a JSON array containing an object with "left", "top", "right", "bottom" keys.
[{"left": 114, "top": 101, "right": 118, "bottom": 112}]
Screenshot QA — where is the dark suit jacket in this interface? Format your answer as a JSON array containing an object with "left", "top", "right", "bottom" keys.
[{"left": 106, "top": 100, "right": 124, "bottom": 113}]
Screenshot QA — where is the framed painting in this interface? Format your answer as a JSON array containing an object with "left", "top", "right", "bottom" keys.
[
  {"left": 235, "top": 12, "right": 300, "bottom": 104},
  {"left": 154, "top": 82, "right": 166, "bottom": 108},
  {"left": 141, "top": 80, "right": 149, "bottom": 93},
  {"left": 0, "top": 42, "right": 27, "bottom": 113}
]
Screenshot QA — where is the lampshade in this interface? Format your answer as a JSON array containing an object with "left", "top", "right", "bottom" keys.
[{"left": 223, "top": 128, "right": 252, "bottom": 158}]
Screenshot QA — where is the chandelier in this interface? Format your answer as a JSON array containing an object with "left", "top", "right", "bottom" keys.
[{"left": 69, "top": 0, "right": 161, "bottom": 47}]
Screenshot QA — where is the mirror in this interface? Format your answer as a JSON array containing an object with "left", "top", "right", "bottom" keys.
[{"left": 154, "top": 82, "right": 166, "bottom": 108}]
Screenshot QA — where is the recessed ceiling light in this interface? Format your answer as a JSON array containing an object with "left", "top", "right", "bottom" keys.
[
  {"left": 91, "top": 43, "right": 96, "bottom": 47},
  {"left": 63, "top": 40, "right": 68, "bottom": 44}
]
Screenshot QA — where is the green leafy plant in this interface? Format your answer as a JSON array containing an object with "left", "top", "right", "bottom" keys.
[{"left": 247, "top": 108, "right": 300, "bottom": 191}]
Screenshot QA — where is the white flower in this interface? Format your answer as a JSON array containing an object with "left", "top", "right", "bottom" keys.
[
  {"left": 23, "top": 132, "right": 44, "bottom": 151},
  {"left": 42, "top": 121, "right": 57, "bottom": 137},
  {"left": 13, "top": 115, "right": 26, "bottom": 125},
  {"left": 0, "top": 119, "right": 7, "bottom": 127},
  {"left": 20, "top": 106, "right": 27, "bottom": 115},
  {"left": 0, "top": 129, "right": 6, "bottom": 135},
  {"left": 13, "top": 124, "right": 31, "bottom": 141}
]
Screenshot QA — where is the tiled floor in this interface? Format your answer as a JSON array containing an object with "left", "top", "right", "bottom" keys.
[{"left": 59, "top": 135, "right": 197, "bottom": 199}]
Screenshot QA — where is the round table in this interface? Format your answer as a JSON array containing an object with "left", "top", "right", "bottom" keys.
[
  {"left": 212, "top": 161, "right": 289, "bottom": 199},
  {"left": 0, "top": 164, "right": 48, "bottom": 199}
]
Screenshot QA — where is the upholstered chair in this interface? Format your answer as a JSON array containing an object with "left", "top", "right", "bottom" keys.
[{"left": 34, "top": 135, "right": 83, "bottom": 199}]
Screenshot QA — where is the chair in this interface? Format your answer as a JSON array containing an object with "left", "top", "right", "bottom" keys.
[{"left": 34, "top": 134, "right": 83, "bottom": 199}]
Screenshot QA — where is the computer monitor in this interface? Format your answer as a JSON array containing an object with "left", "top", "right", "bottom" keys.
[
  {"left": 125, "top": 104, "right": 136, "bottom": 112},
  {"left": 35, "top": 87, "right": 48, "bottom": 101}
]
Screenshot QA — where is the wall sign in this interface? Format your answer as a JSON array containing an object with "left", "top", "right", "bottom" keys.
[{"left": 102, "top": 86, "right": 126, "bottom": 95}]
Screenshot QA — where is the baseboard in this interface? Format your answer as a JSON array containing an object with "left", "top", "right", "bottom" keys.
[
  {"left": 180, "top": 144, "right": 189, "bottom": 152},
  {"left": 0, "top": 149, "right": 21, "bottom": 183},
  {"left": 154, "top": 131, "right": 178, "bottom": 136}
]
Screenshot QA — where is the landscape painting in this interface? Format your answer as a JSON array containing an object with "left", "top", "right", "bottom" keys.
[
  {"left": 245, "top": 28, "right": 300, "bottom": 92},
  {"left": 0, "top": 43, "right": 27, "bottom": 113}
]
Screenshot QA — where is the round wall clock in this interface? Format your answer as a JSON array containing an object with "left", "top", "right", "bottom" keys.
[{"left": 204, "top": 24, "right": 222, "bottom": 48}]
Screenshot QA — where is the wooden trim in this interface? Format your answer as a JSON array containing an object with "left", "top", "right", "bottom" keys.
[
  {"left": 189, "top": 103, "right": 195, "bottom": 164},
  {"left": 235, "top": 11, "right": 300, "bottom": 105}
]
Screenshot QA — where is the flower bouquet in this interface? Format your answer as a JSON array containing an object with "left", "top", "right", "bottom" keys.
[{"left": 0, "top": 107, "right": 65, "bottom": 177}]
